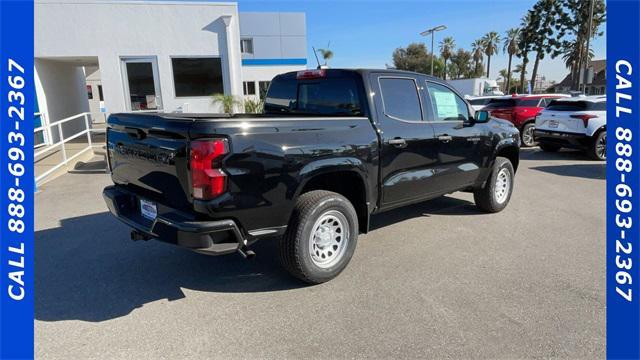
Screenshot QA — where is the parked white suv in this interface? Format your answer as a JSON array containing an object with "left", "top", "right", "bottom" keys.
[{"left": 534, "top": 96, "right": 607, "bottom": 160}]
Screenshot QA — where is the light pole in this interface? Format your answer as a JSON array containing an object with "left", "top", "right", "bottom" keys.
[{"left": 420, "top": 25, "right": 447, "bottom": 76}]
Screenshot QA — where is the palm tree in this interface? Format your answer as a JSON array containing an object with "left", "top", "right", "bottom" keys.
[
  {"left": 439, "top": 37, "right": 455, "bottom": 80},
  {"left": 503, "top": 28, "right": 520, "bottom": 93},
  {"left": 211, "top": 93, "right": 241, "bottom": 114},
  {"left": 482, "top": 31, "right": 500, "bottom": 78},
  {"left": 317, "top": 48, "right": 334, "bottom": 66},
  {"left": 471, "top": 39, "right": 484, "bottom": 76}
]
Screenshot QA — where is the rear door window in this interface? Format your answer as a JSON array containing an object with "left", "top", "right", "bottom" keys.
[
  {"left": 378, "top": 78, "right": 423, "bottom": 121},
  {"left": 426, "top": 82, "right": 470, "bottom": 121}
]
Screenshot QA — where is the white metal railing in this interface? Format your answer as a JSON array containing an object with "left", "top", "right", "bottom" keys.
[{"left": 34, "top": 112, "right": 103, "bottom": 185}]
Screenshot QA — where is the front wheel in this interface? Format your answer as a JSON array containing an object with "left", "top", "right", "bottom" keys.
[
  {"left": 589, "top": 130, "right": 606, "bottom": 161},
  {"left": 279, "top": 190, "right": 359, "bottom": 284},
  {"left": 521, "top": 123, "right": 537, "bottom": 147},
  {"left": 474, "top": 157, "right": 515, "bottom": 213}
]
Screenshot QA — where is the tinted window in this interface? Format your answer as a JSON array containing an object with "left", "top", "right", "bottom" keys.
[
  {"left": 468, "top": 98, "right": 491, "bottom": 106},
  {"left": 517, "top": 99, "right": 541, "bottom": 107},
  {"left": 591, "top": 101, "right": 607, "bottom": 110},
  {"left": 379, "top": 78, "right": 422, "bottom": 121},
  {"left": 264, "top": 76, "right": 362, "bottom": 116},
  {"left": 426, "top": 82, "right": 470, "bottom": 121},
  {"left": 243, "top": 81, "right": 256, "bottom": 95},
  {"left": 485, "top": 98, "right": 516, "bottom": 108},
  {"left": 172, "top": 58, "right": 223, "bottom": 97},
  {"left": 546, "top": 100, "right": 588, "bottom": 111}
]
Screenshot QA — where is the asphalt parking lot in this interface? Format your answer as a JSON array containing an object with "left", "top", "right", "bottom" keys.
[{"left": 35, "top": 147, "right": 605, "bottom": 359}]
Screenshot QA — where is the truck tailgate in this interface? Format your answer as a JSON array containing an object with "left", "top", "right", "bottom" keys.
[{"left": 107, "top": 113, "right": 194, "bottom": 211}]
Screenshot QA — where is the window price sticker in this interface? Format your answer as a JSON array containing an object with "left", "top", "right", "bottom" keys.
[
  {"left": 607, "top": 1, "right": 640, "bottom": 358},
  {"left": 0, "top": 0, "right": 34, "bottom": 359}
]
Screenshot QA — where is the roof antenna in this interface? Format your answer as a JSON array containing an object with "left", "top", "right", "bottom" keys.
[{"left": 312, "top": 46, "right": 322, "bottom": 69}]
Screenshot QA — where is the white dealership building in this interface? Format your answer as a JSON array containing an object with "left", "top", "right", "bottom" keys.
[{"left": 34, "top": 0, "right": 307, "bottom": 140}]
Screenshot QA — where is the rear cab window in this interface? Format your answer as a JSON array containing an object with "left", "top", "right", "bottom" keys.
[{"left": 264, "top": 70, "right": 365, "bottom": 116}]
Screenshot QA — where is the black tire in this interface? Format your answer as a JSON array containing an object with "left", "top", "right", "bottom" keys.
[
  {"left": 521, "top": 123, "right": 537, "bottom": 147},
  {"left": 539, "top": 142, "right": 561, "bottom": 152},
  {"left": 279, "top": 190, "right": 358, "bottom": 284},
  {"left": 474, "top": 157, "right": 515, "bottom": 213},
  {"left": 588, "top": 130, "right": 607, "bottom": 161}
]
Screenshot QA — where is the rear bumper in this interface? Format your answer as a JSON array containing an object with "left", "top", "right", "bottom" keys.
[
  {"left": 534, "top": 129, "right": 592, "bottom": 149},
  {"left": 103, "top": 185, "right": 246, "bottom": 255}
]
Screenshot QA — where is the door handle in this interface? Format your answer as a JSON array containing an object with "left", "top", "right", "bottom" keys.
[
  {"left": 438, "top": 135, "right": 453, "bottom": 142},
  {"left": 388, "top": 138, "right": 407, "bottom": 148}
]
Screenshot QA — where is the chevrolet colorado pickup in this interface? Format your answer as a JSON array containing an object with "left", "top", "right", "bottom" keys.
[{"left": 103, "top": 69, "right": 520, "bottom": 284}]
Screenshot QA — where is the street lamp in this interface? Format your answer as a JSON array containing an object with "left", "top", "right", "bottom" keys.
[{"left": 420, "top": 25, "right": 447, "bottom": 76}]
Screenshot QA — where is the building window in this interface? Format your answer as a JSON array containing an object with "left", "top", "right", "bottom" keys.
[
  {"left": 86, "top": 85, "right": 93, "bottom": 100},
  {"left": 243, "top": 81, "right": 256, "bottom": 95},
  {"left": 98, "top": 85, "right": 104, "bottom": 101},
  {"left": 172, "top": 57, "right": 223, "bottom": 97},
  {"left": 259, "top": 81, "right": 271, "bottom": 100},
  {"left": 240, "top": 38, "right": 254, "bottom": 54}
]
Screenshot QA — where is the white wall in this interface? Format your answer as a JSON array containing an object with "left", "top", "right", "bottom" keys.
[
  {"left": 34, "top": 59, "right": 90, "bottom": 142},
  {"left": 35, "top": 0, "right": 243, "bottom": 114}
]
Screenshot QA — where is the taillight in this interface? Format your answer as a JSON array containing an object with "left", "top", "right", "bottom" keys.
[
  {"left": 190, "top": 139, "right": 229, "bottom": 200},
  {"left": 296, "top": 69, "right": 326, "bottom": 80},
  {"left": 570, "top": 114, "right": 597, "bottom": 127}
]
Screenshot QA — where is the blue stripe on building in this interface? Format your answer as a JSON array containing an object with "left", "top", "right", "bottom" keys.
[{"left": 242, "top": 58, "right": 307, "bottom": 66}]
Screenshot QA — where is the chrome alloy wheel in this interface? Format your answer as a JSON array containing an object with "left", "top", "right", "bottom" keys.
[
  {"left": 494, "top": 168, "right": 511, "bottom": 204},
  {"left": 309, "top": 210, "right": 349, "bottom": 268},
  {"left": 522, "top": 125, "right": 535, "bottom": 147},
  {"left": 596, "top": 132, "right": 607, "bottom": 160}
]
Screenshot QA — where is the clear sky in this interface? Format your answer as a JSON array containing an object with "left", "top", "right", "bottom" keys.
[{"left": 235, "top": 0, "right": 606, "bottom": 83}]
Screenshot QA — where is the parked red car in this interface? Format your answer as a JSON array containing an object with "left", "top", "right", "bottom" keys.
[{"left": 484, "top": 94, "right": 570, "bottom": 147}]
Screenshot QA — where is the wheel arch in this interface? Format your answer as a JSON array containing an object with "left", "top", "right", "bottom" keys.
[{"left": 296, "top": 161, "right": 371, "bottom": 234}]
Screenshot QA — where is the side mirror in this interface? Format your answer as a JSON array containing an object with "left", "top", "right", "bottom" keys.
[{"left": 475, "top": 110, "right": 490, "bottom": 123}]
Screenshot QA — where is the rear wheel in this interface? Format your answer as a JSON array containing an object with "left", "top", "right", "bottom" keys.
[
  {"left": 474, "top": 157, "right": 514, "bottom": 213},
  {"left": 539, "top": 142, "right": 561, "bottom": 152},
  {"left": 279, "top": 190, "right": 358, "bottom": 284},
  {"left": 589, "top": 130, "right": 607, "bottom": 160},
  {"left": 521, "top": 123, "right": 537, "bottom": 147}
]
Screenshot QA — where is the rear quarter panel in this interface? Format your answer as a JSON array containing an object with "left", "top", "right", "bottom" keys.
[{"left": 189, "top": 117, "right": 379, "bottom": 235}]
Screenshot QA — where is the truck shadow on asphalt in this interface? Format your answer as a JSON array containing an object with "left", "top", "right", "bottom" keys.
[
  {"left": 35, "top": 195, "right": 478, "bottom": 323},
  {"left": 530, "top": 164, "right": 606, "bottom": 180}
]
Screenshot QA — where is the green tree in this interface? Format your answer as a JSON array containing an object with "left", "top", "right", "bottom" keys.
[
  {"left": 451, "top": 48, "right": 473, "bottom": 78},
  {"left": 482, "top": 32, "right": 500, "bottom": 78},
  {"left": 503, "top": 28, "right": 520, "bottom": 93},
  {"left": 471, "top": 39, "right": 485, "bottom": 77},
  {"left": 211, "top": 93, "right": 241, "bottom": 114},
  {"left": 518, "top": 12, "right": 535, "bottom": 93},
  {"left": 316, "top": 48, "right": 334, "bottom": 66},
  {"left": 439, "top": 37, "right": 456, "bottom": 80},
  {"left": 556, "top": 0, "right": 606, "bottom": 90},
  {"left": 526, "top": 0, "right": 563, "bottom": 93},
  {"left": 392, "top": 43, "right": 444, "bottom": 75}
]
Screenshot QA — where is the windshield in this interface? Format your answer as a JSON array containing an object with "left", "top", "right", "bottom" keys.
[{"left": 264, "top": 71, "right": 364, "bottom": 116}]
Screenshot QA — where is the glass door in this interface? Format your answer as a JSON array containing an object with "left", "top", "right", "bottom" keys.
[{"left": 121, "top": 57, "right": 162, "bottom": 111}]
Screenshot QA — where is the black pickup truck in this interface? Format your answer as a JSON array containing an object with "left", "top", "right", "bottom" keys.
[{"left": 103, "top": 69, "right": 520, "bottom": 284}]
